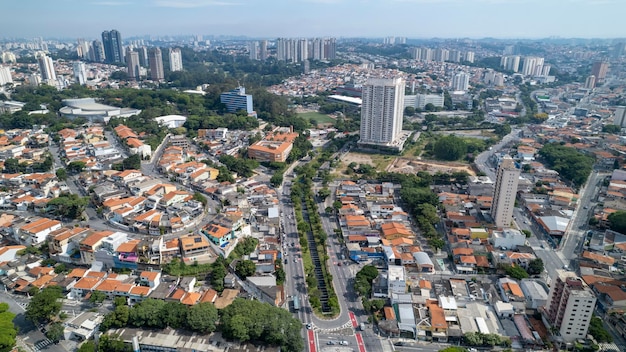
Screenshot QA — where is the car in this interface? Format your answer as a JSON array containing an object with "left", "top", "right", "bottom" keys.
[
  {"left": 293, "top": 258, "right": 297, "bottom": 263},
  {"left": 327, "top": 341, "right": 335, "bottom": 345},
  {"left": 284, "top": 259, "right": 288, "bottom": 264},
  {"left": 583, "top": 205, "right": 589, "bottom": 209},
  {"left": 306, "top": 323, "right": 312, "bottom": 330},
  {"left": 339, "top": 341, "right": 349, "bottom": 346},
  {"left": 394, "top": 342, "right": 405, "bottom": 346}
]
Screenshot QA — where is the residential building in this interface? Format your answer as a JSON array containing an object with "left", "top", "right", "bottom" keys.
[
  {"left": 359, "top": 77, "right": 405, "bottom": 147},
  {"left": 101, "top": 29, "right": 124, "bottom": 64},
  {"left": 388, "top": 265, "right": 406, "bottom": 294},
  {"left": 169, "top": 48, "right": 183, "bottom": 72},
  {"left": 591, "top": 61, "right": 609, "bottom": 84},
  {"left": 179, "top": 234, "right": 210, "bottom": 260},
  {"left": 38, "top": 54, "right": 56, "bottom": 84},
  {"left": 148, "top": 47, "right": 164, "bottom": 81},
  {"left": 491, "top": 228, "right": 525, "bottom": 250},
  {"left": 404, "top": 93, "right": 444, "bottom": 110},
  {"left": 491, "top": 155, "right": 520, "bottom": 228},
  {"left": 89, "top": 40, "right": 105, "bottom": 62},
  {"left": 72, "top": 62, "right": 87, "bottom": 85},
  {"left": 126, "top": 49, "right": 140, "bottom": 81},
  {"left": 545, "top": 270, "right": 597, "bottom": 342},
  {"left": 220, "top": 87, "right": 254, "bottom": 114},
  {"left": 451, "top": 72, "right": 469, "bottom": 91},
  {"left": 613, "top": 106, "right": 626, "bottom": 128},
  {"left": 248, "top": 41, "right": 259, "bottom": 60},
  {"left": 259, "top": 40, "right": 268, "bottom": 60},
  {"left": 584, "top": 75, "right": 596, "bottom": 89},
  {"left": 0, "top": 66, "right": 12, "bottom": 85}
]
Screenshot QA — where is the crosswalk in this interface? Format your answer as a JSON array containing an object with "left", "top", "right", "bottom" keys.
[
  {"left": 597, "top": 342, "right": 625, "bottom": 352},
  {"left": 33, "top": 338, "right": 53, "bottom": 351}
]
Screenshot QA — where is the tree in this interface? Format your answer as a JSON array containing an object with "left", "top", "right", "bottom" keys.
[
  {"left": 25, "top": 286, "right": 62, "bottom": 324},
  {"left": 608, "top": 211, "right": 626, "bottom": 235},
  {"left": 0, "top": 303, "right": 17, "bottom": 352},
  {"left": 47, "top": 194, "right": 89, "bottom": 220},
  {"left": 192, "top": 192, "right": 207, "bottom": 207},
  {"left": 504, "top": 265, "right": 529, "bottom": 280},
  {"left": 522, "top": 229, "right": 532, "bottom": 237},
  {"left": 121, "top": 154, "right": 141, "bottom": 170},
  {"left": 588, "top": 316, "right": 613, "bottom": 343},
  {"left": 527, "top": 258, "right": 544, "bottom": 275},
  {"left": 603, "top": 124, "right": 621, "bottom": 134},
  {"left": 129, "top": 299, "right": 166, "bottom": 328},
  {"left": 539, "top": 143, "right": 594, "bottom": 188},
  {"left": 493, "top": 123, "right": 512, "bottom": 137},
  {"left": 45, "top": 322, "right": 64, "bottom": 342},
  {"left": 55, "top": 168, "right": 67, "bottom": 181},
  {"left": 354, "top": 265, "right": 378, "bottom": 297},
  {"left": 433, "top": 135, "right": 467, "bottom": 161},
  {"left": 89, "top": 290, "right": 106, "bottom": 304},
  {"left": 235, "top": 260, "right": 256, "bottom": 279},
  {"left": 438, "top": 348, "right": 468, "bottom": 352},
  {"left": 76, "top": 340, "right": 96, "bottom": 352},
  {"left": 317, "top": 187, "right": 331, "bottom": 200},
  {"left": 98, "top": 334, "right": 130, "bottom": 352},
  {"left": 66, "top": 161, "right": 86, "bottom": 174},
  {"left": 160, "top": 302, "right": 188, "bottom": 329},
  {"left": 186, "top": 302, "right": 218, "bottom": 333}
]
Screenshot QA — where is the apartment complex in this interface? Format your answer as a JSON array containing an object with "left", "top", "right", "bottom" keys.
[
  {"left": 358, "top": 77, "right": 405, "bottom": 147},
  {"left": 491, "top": 155, "right": 520, "bottom": 228}
]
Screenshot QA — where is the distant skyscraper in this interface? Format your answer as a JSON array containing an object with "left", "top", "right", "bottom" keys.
[
  {"left": 359, "top": 78, "right": 405, "bottom": 147},
  {"left": 148, "top": 48, "right": 164, "bottom": 81},
  {"left": 0, "top": 66, "right": 12, "bottom": 86},
  {"left": 72, "top": 62, "right": 87, "bottom": 85},
  {"left": 545, "top": 271, "right": 596, "bottom": 342},
  {"left": 126, "top": 49, "right": 140, "bottom": 80},
  {"left": 38, "top": 54, "right": 56, "bottom": 84},
  {"left": 591, "top": 61, "right": 609, "bottom": 84},
  {"left": 138, "top": 46, "right": 148, "bottom": 67},
  {"left": 434, "top": 48, "right": 449, "bottom": 62},
  {"left": 259, "top": 40, "right": 268, "bottom": 60},
  {"left": 169, "top": 48, "right": 183, "bottom": 72},
  {"left": 101, "top": 29, "right": 124, "bottom": 64},
  {"left": 465, "top": 51, "right": 475, "bottom": 63},
  {"left": 501, "top": 55, "right": 520, "bottom": 73},
  {"left": 76, "top": 39, "right": 90, "bottom": 59},
  {"left": 220, "top": 87, "right": 254, "bottom": 114},
  {"left": 277, "top": 37, "right": 334, "bottom": 62},
  {"left": 522, "top": 56, "right": 543, "bottom": 76},
  {"left": 584, "top": 75, "right": 596, "bottom": 89},
  {"left": 613, "top": 106, "right": 626, "bottom": 128},
  {"left": 248, "top": 41, "right": 259, "bottom": 60},
  {"left": 449, "top": 50, "right": 462, "bottom": 63},
  {"left": 491, "top": 155, "right": 520, "bottom": 228},
  {"left": 1, "top": 52, "right": 16, "bottom": 64},
  {"left": 451, "top": 72, "right": 469, "bottom": 91},
  {"left": 90, "top": 40, "right": 105, "bottom": 62}
]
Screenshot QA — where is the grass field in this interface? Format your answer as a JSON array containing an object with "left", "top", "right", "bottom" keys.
[{"left": 298, "top": 112, "right": 335, "bottom": 125}]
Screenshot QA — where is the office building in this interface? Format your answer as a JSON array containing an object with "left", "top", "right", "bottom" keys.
[
  {"left": 359, "top": 78, "right": 405, "bottom": 146},
  {"left": 89, "top": 40, "right": 105, "bottom": 62},
  {"left": 0, "top": 66, "right": 13, "bottom": 85},
  {"left": 404, "top": 93, "right": 444, "bottom": 110},
  {"left": 451, "top": 72, "right": 469, "bottom": 91},
  {"left": 220, "top": 87, "right": 254, "bottom": 114},
  {"left": 491, "top": 155, "right": 520, "bottom": 228},
  {"left": 38, "top": 54, "right": 56, "bottom": 84},
  {"left": 72, "top": 62, "right": 87, "bottom": 85},
  {"left": 101, "top": 29, "right": 124, "bottom": 64},
  {"left": 545, "top": 270, "right": 596, "bottom": 342},
  {"left": 584, "top": 75, "right": 596, "bottom": 89},
  {"left": 591, "top": 61, "right": 609, "bottom": 84},
  {"left": 126, "top": 49, "right": 140, "bottom": 81},
  {"left": 613, "top": 106, "right": 626, "bottom": 128},
  {"left": 148, "top": 48, "right": 164, "bottom": 81},
  {"left": 169, "top": 48, "right": 183, "bottom": 72},
  {"left": 259, "top": 40, "right": 268, "bottom": 60},
  {"left": 248, "top": 41, "right": 259, "bottom": 60}
]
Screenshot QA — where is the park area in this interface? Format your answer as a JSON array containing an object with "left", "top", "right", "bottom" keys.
[{"left": 297, "top": 111, "right": 335, "bottom": 126}]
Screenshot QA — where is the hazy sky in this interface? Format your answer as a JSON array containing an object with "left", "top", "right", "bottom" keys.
[{"left": 3, "top": 0, "right": 625, "bottom": 39}]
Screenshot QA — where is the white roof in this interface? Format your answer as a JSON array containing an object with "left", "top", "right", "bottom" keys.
[
  {"left": 539, "top": 216, "right": 569, "bottom": 232},
  {"left": 413, "top": 251, "right": 434, "bottom": 266},
  {"left": 328, "top": 95, "right": 362, "bottom": 105},
  {"left": 439, "top": 296, "right": 458, "bottom": 310}
]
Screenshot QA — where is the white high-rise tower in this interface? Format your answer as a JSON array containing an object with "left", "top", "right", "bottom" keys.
[
  {"left": 491, "top": 155, "right": 520, "bottom": 228},
  {"left": 38, "top": 54, "right": 56, "bottom": 85},
  {"left": 169, "top": 48, "right": 183, "bottom": 72},
  {"left": 359, "top": 78, "right": 405, "bottom": 147},
  {"left": 72, "top": 62, "right": 87, "bottom": 85}
]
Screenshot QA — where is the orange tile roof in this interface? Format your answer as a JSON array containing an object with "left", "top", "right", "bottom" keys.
[
  {"left": 503, "top": 282, "right": 524, "bottom": 298},
  {"left": 67, "top": 268, "right": 87, "bottom": 278},
  {"left": 31, "top": 274, "right": 55, "bottom": 288},
  {"left": 460, "top": 255, "right": 477, "bottom": 264},
  {"left": 73, "top": 277, "right": 101, "bottom": 290},
  {"left": 453, "top": 248, "right": 474, "bottom": 256},
  {"left": 200, "top": 289, "right": 218, "bottom": 303},
  {"left": 582, "top": 251, "right": 616, "bottom": 265},
  {"left": 140, "top": 271, "right": 159, "bottom": 282},
  {"left": 428, "top": 301, "right": 447, "bottom": 329},
  {"left": 129, "top": 286, "right": 150, "bottom": 296},
  {"left": 170, "top": 288, "right": 185, "bottom": 300},
  {"left": 181, "top": 292, "right": 201, "bottom": 305},
  {"left": 96, "top": 279, "right": 122, "bottom": 292},
  {"left": 117, "top": 239, "right": 140, "bottom": 253},
  {"left": 81, "top": 231, "right": 114, "bottom": 247}
]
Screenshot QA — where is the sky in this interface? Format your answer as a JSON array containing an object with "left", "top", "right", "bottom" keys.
[{"left": 2, "top": 0, "right": 625, "bottom": 40}]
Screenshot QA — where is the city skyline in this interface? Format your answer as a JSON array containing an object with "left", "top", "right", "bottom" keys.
[{"left": 1, "top": 0, "right": 625, "bottom": 40}]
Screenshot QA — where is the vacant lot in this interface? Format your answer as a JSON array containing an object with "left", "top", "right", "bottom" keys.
[{"left": 386, "top": 158, "right": 476, "bottom": 175}]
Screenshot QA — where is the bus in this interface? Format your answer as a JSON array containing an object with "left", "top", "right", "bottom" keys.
[{"left": 293, "top": 295, "right": 300, "bottom": 312}]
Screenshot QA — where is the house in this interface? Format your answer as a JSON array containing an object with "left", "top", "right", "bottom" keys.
[
  {"left": 112, "top": 170, "right": 143, "bottom": 184},
  {"left": 414, "top": 252, "right": 435, "bottom": 273},
  {"left": 202, "top": 223, "right": 233, "bottom": 246},
  {"left": 179, "top": 234, "right": 211, "bottom": 260},
  {"left": 0, "top": 245, "right": 26, "bottom": 262},
  {"left": 139, "top": 271, "right": 161, "bottom": 289},
  {"left": 80, "top": 231, "right": 114, "bottom": 264},
  {"left": 245, "top": 276, "right": 285, "bottom": 307},
  {"left": 48, "top": 227, "right": 90, "bottom": 261},
  {"left": 72, "top": 277, "right": 102, "bottom": 298},
  {"left": 116, "top": 240, "right": 140, "bottom": 264}
]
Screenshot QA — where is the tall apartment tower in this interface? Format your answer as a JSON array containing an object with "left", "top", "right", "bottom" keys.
[
  {"left": 0, "top": 66, "right": 13, "bottom": 86},
  {"left": 585, "top": 75, "right": 596, "bottom": 89},
  {"left": 169, "top": 48, "right": 183, "bottom": 72},
  {"left": 464, "top": 51, "right": 475, "bottom": 63},
  {"left": 591, "top": 61, "right": 609, "bottom": 84},
  {"left": 138, "top": 46, "right": 148, "bottom": 67},
  {"left": 545, "top": 270, "right": 597, "bottom": 342},
  {"left": 613, "top": 106, "right": 626, "bottom": 128},
  {"left": 148, "top": 48, "right": 164, "bottom": 81},
  {"left": 126, "top": 49, "right": 140, "bottom": 80},
  {"left": 72, "top": 62, "right": 87, "bottom": 85},
  {"left": 451, "top": 72, "right": 469, "bottom": 91},
  {"left": 491, "top": 155, "right": 520, "bottom": 228},
  {"left": 259, "top": 40, "right": 268, "bottom": 60},
  {"left": 38, "top": 54, "right": 56, "bottom": 84},
  {"left": 90, "top": 40, "right": 105, "bottom": 62},
  {"left": 248, "top": 42, "right": 259, "bottom": 60},
  {"left": 359, "top": 78, "right": 405, "bottom": 147},
  {"left": 101, "top": 29, "right": 124, "bottom": 64}
]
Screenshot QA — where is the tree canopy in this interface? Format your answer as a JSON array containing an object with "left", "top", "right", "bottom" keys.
[
  {"left": 433, "top": 135, "right": 467, "bottom": 161},
  {"left": 354, "top": 265, "right": 378, "bottom": 297},
  {"left": 608, "top": 211, "right": 626, "bottom": 235},
  {"left": 47, "top": 193, "right": 89, "bottom": 220},
  {"left": 539, "top": 143, "right": 594, "bottom": 188},
  {"left": 0, "top": 303, "right": 17, "bottom": 352},
  {"left": 25, "top": 286, "right": 63, "bottom": 324}
]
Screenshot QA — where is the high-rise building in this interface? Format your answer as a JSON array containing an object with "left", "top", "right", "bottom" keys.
[
  {"left": 451, "top": 72, "right": 469, "bottom": 91},
  {"left": 465, "top": 51, "right": 475, "bottom": 63},
  {"left": 1, "top": 52, "right": 16, "bottom": 64},
  {"left": 259, "top": 40, "right": 268, "bottom": 60},
  {"left": 248, "top": 41, "right": 259, "bottom": 60},
  {"left": 72, "top": 62, "right": 87, "bottom": 85},
  {"left": 359, "top": 78, "right": 405, "bottom": 147},
  {"left": 501, "top": 55, "right": 520, "bottom": 73},
  {"left": 591, "top": 61, "right": 609, "bottom": 84},
  {"left": 276, "top": 37, "right": 335, "bottom": 62},
  {"left": 101, "top": 29, "right": 124, "bottom": 64},
  {"left": 169, "top": 48, "right": 183, "bottom": 72},
  {"left": 220, "top": 87, "right": 254, "bottom": 114},
  {"left": 126, "top": 49, "right": 140, "bottom": 81},
  {"left": 449, "top": 50, "right": 462, "bottom": 63},
  {"left": 148, "top": 48, "right": 164, "bottom": 81},
  {"left": 38, "top": 54, "right": 56, "bottom": 84},
  {"left": 90, "top": 40, "right": 105, "bottom": 62},
  {"left": 0, "top": 66, "right": 13, "bottom": 86},
  {"left": 76, "top": 39, "right": 90, "bottom": 59},
  {"left": 545, "top": 270, "right": 597, "bottom": 342},
  {"left": 522, "top": 56, "right": 543, "bottom": 76},
  {"left": 613, "top": 106, "right": 626, "bottom": 128},
  {"left": 584, "top": 75, "right": 596, "bottom": 89},
  {"left": 491, "top": 155, "right": 520, "bottom": 228},
  {"left": 138, "top": 46, "right": 148, "bottom": 67},
  {"left": 434, "top": 48, "right": 449, "bottom": 62}
]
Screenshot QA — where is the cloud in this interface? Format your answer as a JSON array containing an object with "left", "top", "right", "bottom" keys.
[{"left": 153, "top": 0, "right": 239, "bottom": 8}]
